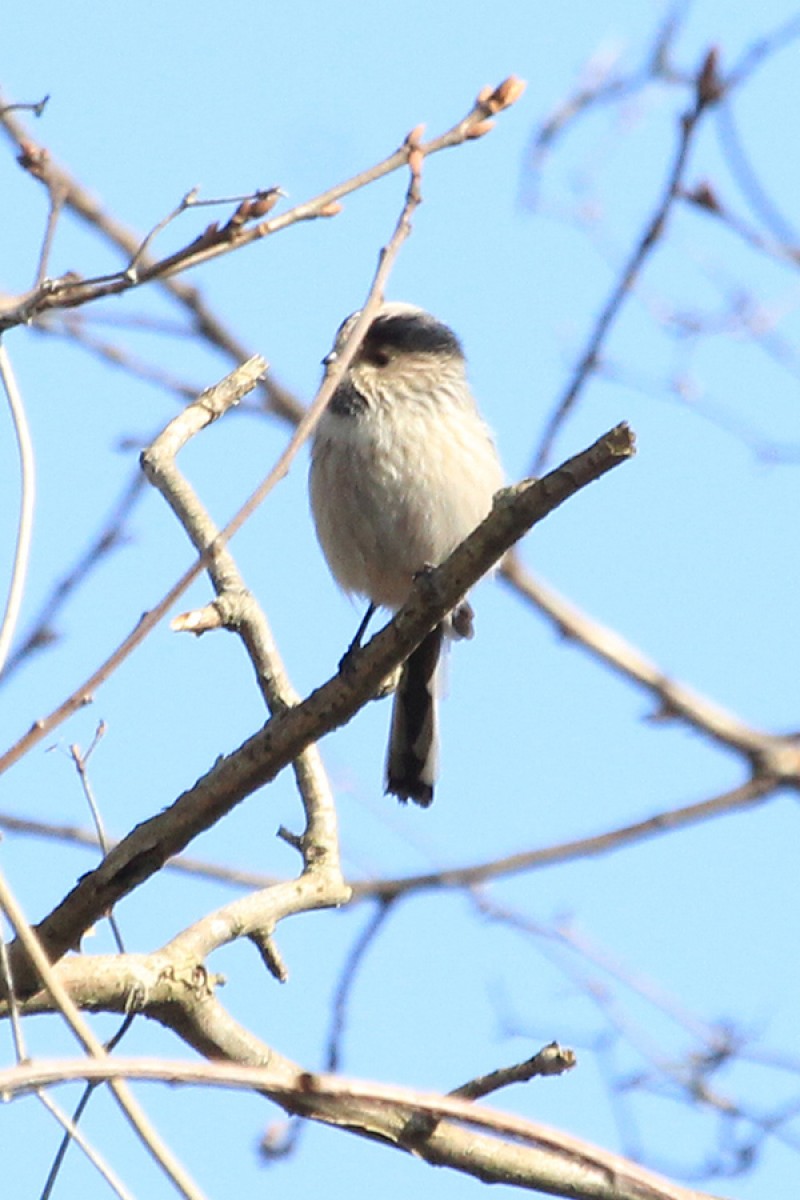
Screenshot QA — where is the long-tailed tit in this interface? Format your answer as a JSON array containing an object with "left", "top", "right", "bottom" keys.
[{"left": 310, "top": 302, "right": 503, "bottom": 806}]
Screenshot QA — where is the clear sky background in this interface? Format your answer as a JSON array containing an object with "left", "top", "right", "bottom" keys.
[{"left": 1, "top": 2, "right": 799, "bottom": 1198}]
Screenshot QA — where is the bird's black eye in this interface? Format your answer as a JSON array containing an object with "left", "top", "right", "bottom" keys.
[{"left": 363, "top": 344, "right": 391, "bottom": 367}]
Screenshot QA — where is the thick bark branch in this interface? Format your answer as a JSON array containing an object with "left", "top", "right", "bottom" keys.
[{"left": 4, "top": 425, "right": 634, "bottom": 994}]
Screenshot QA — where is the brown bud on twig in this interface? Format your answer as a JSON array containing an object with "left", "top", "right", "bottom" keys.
[
  {"left": 404, "top": 124, "right": 426, "bottom": 179},
  {"left": 682, "top": 181, "right": 722, "bottom": 214},
  {"left": 477, "top": 75, "right": 527, "bottom": 116},
  {"left": 225, "top": 188, "right": 283, "bottom": 230},
  {"left": 248, "top": 188, "right": 282, "bottom": 218},
  {"left": 226, "top": 200, "right": 252, "bottom": 230},
  {"left": 697, "top": 46, "right": 724, "bottom": 107},
  {"left": 466, "top": 118, "right": 495, "bottom": 140},
  {"left": 317, "top": 201, "right": 343, "bottom": 218},
  {"left": 405, "top": 123, "right": 426, "bottom": 148},
  {"left": 490, "top": 75, "right": 527, "bottom": 111}
]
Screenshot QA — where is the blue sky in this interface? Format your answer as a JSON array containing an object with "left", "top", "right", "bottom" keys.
[{"left": 1, "top": 2, "right": 800, "bottom": 1197}]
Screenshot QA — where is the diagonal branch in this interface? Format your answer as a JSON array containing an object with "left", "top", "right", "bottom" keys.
[
  {"left": 0, "top": 128, "right": 430, "bottom": 778},
  {"left": 500, "top": 553, "right": 800, "bottom": 778},
  {"left": 0, "top": 77, "right": 525, "bottom": 332},
  {"left": 4, "top": 423, "right": 635, "bottom": 994}
]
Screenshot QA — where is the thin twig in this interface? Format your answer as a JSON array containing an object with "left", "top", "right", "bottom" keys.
[
  {"left": 127, "top": 186, "right": 282, "bottom": 278},
  {"left": 0, "top": 771, "right": 781, "bottom": 906},
  {"left": 1, "top": 470, "right": 147, "bottom": 684},
  {"left": 0, "top": 342, "right": 36, "bottom": 676},
  {"left": 0, "top": 95, "right": 49, "bottom": 118},
  {"left": 69, "top": 727, "right": 126, "bottom": 954},
  {"left": 500, "top": 554, "right": 800, "bottom": 774},
  {"left": 0, "top": 918, "right": 26, "bottom": 1059},
  {"left": 451, "top": 1042, "right": 577, "bottom": 1100},
  {"left": 36, "top": 318, "right": 200, "bottom": 399},
  {"left": 49, "top": 725, "right": 131, "bottom": 1198},
  {"left": 0, "top": 1055, "right": 728, "bottom": 1200},
  {"left": 40, "top": 1010, "right": 139, "bottom": 1200},
  {"left": 0, "top": 83, "right": 521, "bottom": 776},
  {"left": 0, "top": 78, "right": 525, "bottom": 330},
  {"left": 33, "top": 178, "right": 68, "bottom": 287},
  {"left": 522, "top": 3, "right": 691, "bottom": 189},
  {"left": 714, "top": 100, "right": 799, "bottom": 247},
  {"left": 349, "top": 775, "right": 775, "bottom": 902},
  {"left": 2, "top": 918, "right": 128, "bottom": 1200},
  {"left": 140, "top": 340, "right": 342, "bottom": 882},
  {"left": 725, "top": 11, "right": 800, "bottom": 89},
  {"left": 0, "top": 363, "right": 266, "bottom": 775},
  {"left": 0, "top": 811, "right": 280, "bottom": 889},
  {"left": 325, "top": 902, "right": 394, "bottom": 1071},
  {"left": 0, "top": 869, "right": 207, "bottom": 1200},
  {"left": 4, "top": 424, "right": 635, "bottom": 989},
  {"left": 402, "top": 1041, "right": 577, "bottom": 1141},
  {"left": 532, "top": 49, "right": 721, "bottom": 471},
  {"left": 37, "top": 1089, "right": 136, "bottom": 1200}
]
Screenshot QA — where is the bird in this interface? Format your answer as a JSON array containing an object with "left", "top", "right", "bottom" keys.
[{"left": 309, "top": 302, "right": 503, "bottom": 806}]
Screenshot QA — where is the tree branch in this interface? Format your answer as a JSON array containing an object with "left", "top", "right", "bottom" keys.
[
  {"left": 0, "top": 77, "right": 525, "bottom": 332},
  {"left": 4, "top": 423, "right": 635, "bottom": 993},
  {"left": 0, "top": 1044, "right": 728, "bottom": 1200}
]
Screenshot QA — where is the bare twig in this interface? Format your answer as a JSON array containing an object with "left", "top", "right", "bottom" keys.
[
  {"left": 4, "top": 424, "right": 634, "bottom": 991},
  {"left": 402, "top": 1041, "right": 578, "bottom": 1141},
  {"left": 522, "top": 3, "right": 691, "bottom": 190},
  {"left": 0, "top": 80, "right": 523, "bottom": 776},
  {"left": 350, "top": 776, "right": 775, "bottom": 902},
  {"left": 36, "top": 316, "right": 201, "bottom": 399},
  {"left": 68, "top": 727, "right": 126, "bottom": 955},
  {"left": 33, "top": 176, "right": 68, "bottom": 287},
  {"left": 724, "top": 12, "right": 800, "bottom": 89},
  {"left": 0, "top": 811, "right": 280, "bottom": 889},
  {"left": 0, "top": 95, "right": 49, "bottom": 118},
  {"left": 140, "top": 338, "right": 340, "bottom": 891},
  {"left": 500, "top": 554, "right": 800, "bottom": 777},
  {"left": 714, "top": 100, "right": 799, "bottom": 248},
  {"left": 0, "top": 772, "right": 780, "bottom": 907},
  {"left": 0, "top": 78, "right": 525, "bottom": 331},
  {"left": 451, "top": 1042, "right": 577, "bottom": 1100},
  {"left": 0, "top": 1053, "right": 728, "bottom": 1200},
  {"left": 37, "top": 1090, "right": 135, "bottom": 1200},
  {"left": 1, "top": 469, "right": 147, "bottom": 684},
  {"left": 532, "top": 49, "right": 722, "bottom": 471},
  {"left": 325, "top": 902, "right": 394, "bottom": 1071},
  {"left": 126, "top": 186, "right": 283, "bottom": 278},
  {"left": 0, "top": 343, "right": 36, "bottom": 677},
  {"left": 0, "top": 362, "right": 265, "bottom": 776},
  {"left": 0, "top": 870, "right": 207, "bottom": 1200}
]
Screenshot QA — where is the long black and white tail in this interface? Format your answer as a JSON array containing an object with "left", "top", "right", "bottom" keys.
[{"left": 385, "top": 624, "right": 444, "bottom": 807}]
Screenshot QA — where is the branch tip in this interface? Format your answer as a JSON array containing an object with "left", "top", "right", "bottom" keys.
[
  {"left": 170, "top": 605, "right": 223, "bottom": 635},
  {"left": 697, "top": 46, "right": 724, "bottom": 107},
  {"left": 605, "top": 421, "right": 636, "bottom": 459},
  {"left": 477, "top": 76, "right": 527, "bottom": 116}
]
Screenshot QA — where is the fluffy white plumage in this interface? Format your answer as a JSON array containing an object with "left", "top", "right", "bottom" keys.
[{"left": 310, "top": 302, "right": 503, "bottom": 805}]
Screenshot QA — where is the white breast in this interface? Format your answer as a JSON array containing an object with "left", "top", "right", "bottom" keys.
[{"left": 310, "top": 379, "right": 502, "bottom": 610}]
